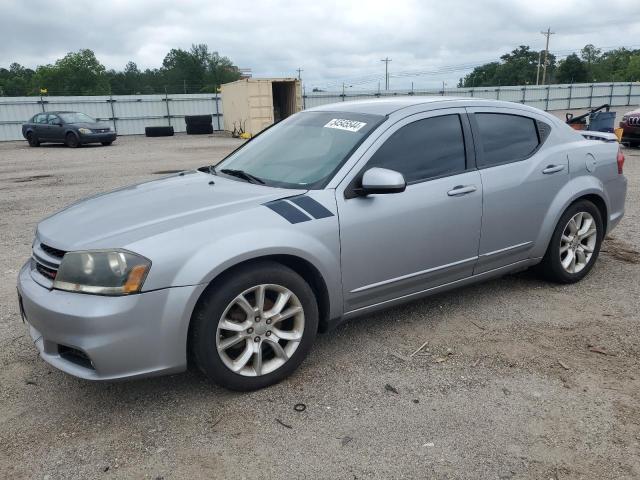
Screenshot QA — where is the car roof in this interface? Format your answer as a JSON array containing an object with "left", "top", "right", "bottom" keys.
[{"left": 306, "top": 96, "right": 534, "bottom": 116}]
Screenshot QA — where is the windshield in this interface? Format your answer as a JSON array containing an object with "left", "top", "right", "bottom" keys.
[
  {"left": 59, "top": 112, "right": 96, "bottom": 124},
  {"left": 216, "top": 111, "right": 384, "bottom": 188}
]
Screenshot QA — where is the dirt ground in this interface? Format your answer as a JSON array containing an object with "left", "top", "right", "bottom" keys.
[{"left": 0, "top": 134, "right": 638, "bottom": 480}]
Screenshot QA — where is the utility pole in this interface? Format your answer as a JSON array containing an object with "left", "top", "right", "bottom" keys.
[
  {"left": 535, "top": 50, "right": 542, "bottom": 85},
  {"left": 183, "top": 79, "right": 187, "bottom": 94},
  {"left": 296, "top": 68, "right": 303, "bottom": 81},
  {"left": 540, "top": 27, "right": 555, "bottom": 85},
  {"left": 381, "top": 57, "right": 392, "bottom": 90}
]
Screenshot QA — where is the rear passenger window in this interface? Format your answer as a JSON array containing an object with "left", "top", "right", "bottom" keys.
[
  {"left": 475, "top": 113, "right": 540, "bottom": 167},
  {"left": 368, "top": 114, "right": 466, "bottom": 183}
]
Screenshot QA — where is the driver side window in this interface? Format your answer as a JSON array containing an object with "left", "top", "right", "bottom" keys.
[
  {"left": 368, "top": 114, "right": 467, "bottom": 184},
  {"left": 47, "top": 115, "right": 60, "bottom": 125}
]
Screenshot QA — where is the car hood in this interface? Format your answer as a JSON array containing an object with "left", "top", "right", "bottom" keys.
[{"left": 37, "top": 171, "right": 306, "bottom": 250}]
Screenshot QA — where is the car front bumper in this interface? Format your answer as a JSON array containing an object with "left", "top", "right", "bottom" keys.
[
  {"left": 79, "top": 132, "right": 117, "bottom": 144},
  {"left": 17, "top": 261, "right": 206, "bottom": 381}
]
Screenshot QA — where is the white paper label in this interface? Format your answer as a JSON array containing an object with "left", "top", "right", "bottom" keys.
[{"left": 324, "top": 118, "right": 367, "bottom": 132}]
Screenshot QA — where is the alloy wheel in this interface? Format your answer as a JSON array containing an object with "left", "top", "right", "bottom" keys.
[
  {"left": 216, "top": 284, "right": 305, "bottom": 376},
  {"left": 559, "top": 211, "right": 597, "bottom": 274}
]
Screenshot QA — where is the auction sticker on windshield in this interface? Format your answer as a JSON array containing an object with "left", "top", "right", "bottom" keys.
[{"left": 324, "top": 118, "right": 367, "bottom": 132}]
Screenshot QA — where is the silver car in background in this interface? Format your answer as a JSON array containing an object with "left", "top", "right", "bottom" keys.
[{"left": 17, "top": 97, "right": 627, "bottom": 390}]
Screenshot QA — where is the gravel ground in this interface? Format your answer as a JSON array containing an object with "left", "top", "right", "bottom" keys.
[{"left": 0, "top": 134, "right": 639, "bottom": 480}]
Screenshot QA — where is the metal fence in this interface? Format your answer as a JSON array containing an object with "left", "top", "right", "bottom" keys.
[
  {"left": 0, "top": 93, "right": 222, "bottom": 141},
  {"left": 1, "top": 82, "right": 639, "bottom": 141},
  {"left": 304, "top": 82, "right": 640, "bottom": 112}
]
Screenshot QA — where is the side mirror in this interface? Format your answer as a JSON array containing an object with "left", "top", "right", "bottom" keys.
[{"left": 355, "top": 167, "right": 406, "bottom": 196}]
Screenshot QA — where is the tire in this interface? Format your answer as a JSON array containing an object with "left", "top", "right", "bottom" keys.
[
  {"left": 189, "top": 261, "right": 319, "bottom": 391},
  {"left": 186, "top": 123, "right": 213, "bottom": 135},
  {"left": 184, "top": 115, "right": 213, "bottom": 126},
  {"left": 539, "top": 200, "right": 603, "bottom": 283},
  {"left": 26, "top": 132, "right": 39, "bottom": 147},
  {"left": 145, "top": 126, "right": 174, "bottom": 137},
  {"left": 101, "top": 141, "right": 113, "bottom": 146},
  {"left": 65, "top": 132, "right": 80, "bottom": 148}
]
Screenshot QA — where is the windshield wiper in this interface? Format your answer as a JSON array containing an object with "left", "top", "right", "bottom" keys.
[{"left": 220, "top": 168, "right": 265, "bottom": 185}]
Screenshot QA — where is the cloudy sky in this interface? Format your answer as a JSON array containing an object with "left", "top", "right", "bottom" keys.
[{"left": 1, "top": 0, "right": 639, "bottom": 90}]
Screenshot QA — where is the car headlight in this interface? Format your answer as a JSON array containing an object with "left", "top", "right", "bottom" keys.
[
  {"left": 78, "top": 128, "right": 92, "bottom": 135},
  {"left": 53, "top": 250, "right": 151, "bottom": 296}
]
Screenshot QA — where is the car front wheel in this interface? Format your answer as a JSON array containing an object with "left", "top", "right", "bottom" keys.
[
  {"left": 539, "top": 200, "right": 603, "bottom": 283},
  {"left": 26, "top": 132, "right": 39, "bottom": 147},
  {"left": 189, "top": 261, "right": 318, "bottom": 391},
  {"left": 65, "top": 133, "right": 80, "bottom": 148}
]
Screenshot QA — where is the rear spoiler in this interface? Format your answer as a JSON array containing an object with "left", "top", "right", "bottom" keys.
[{"left": 580, "top": 131, "right": 618, "bottom": 143}]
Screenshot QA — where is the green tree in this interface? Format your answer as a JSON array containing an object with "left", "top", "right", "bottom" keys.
[
  {"left": 461, "top": 62, "right": 500, "bottom": 87},
  {"left": 0, "top": 63, "right": 35, "bottom": 96},
  {"left": 556, "top": 54, "right": 588, "bottom": 83},
  {"left": 580, "top": 44, "right": 601, "bottom": 81},
  {"left": 626, "top": 55, "right": 640, "bottom": 82},
  {"left": 33, "top": 49, "right": 109, "bottom": 95},
  {"left": 161, "top": 44, "right": 240, "bottom": 93},
  {"left": 461, "top": 46, "right": 548, "bottom": 87}
]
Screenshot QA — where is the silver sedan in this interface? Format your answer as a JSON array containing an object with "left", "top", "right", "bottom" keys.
[{"left": 17, "top": 97, "right": 627, "bottom": 390}]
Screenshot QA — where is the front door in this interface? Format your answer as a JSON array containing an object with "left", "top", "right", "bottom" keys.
[
  {"left": 336, "top": 110, "right": 483, "bottom": 313},
  {"left": 45, "top": 114, "right": 65, "bottom": 141}
]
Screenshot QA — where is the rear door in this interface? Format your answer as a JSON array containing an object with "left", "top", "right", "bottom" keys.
[{"left": 467, "top": 108, "right": 567, "bottom": 273}]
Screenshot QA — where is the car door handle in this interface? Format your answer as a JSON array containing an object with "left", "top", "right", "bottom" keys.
[
  {"left": 542, "top": 164, "right": 565, "bottom": 174},
  {"left": 447, "top": 185, "right": 477, "bottom": 196}
]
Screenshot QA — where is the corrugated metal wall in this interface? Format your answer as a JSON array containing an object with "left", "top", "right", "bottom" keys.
[
  {"left": 1, "top": 82, "right": 639, "bottom": 141},
  {"left": 0, "top": 93, "right": 222, "bottom": 141},
  {"left": 304, "top": 82, "right": 640, "bottom": 112}
]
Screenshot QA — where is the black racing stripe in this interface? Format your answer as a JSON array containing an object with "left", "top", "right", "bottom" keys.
[
  {"left": 290, "top": 196, "right": 334, "bottom": 219},
  {"left": 265, "top": 200, "right": 312, "bottom": 224}
]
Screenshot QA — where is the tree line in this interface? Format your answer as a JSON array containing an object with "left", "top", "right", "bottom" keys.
[
  {"left": 0, "top": 44, "right": 242, "bottom": 96},
  {"left": 459, "top": 44, "right": 640, "bottom": 88}
]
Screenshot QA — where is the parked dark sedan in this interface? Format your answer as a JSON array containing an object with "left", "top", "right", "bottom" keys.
[{"left": 22, "top": 111, "right": 116, "bottom": 148}]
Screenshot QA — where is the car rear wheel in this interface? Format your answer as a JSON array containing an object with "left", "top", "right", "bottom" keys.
[
  {"left": 65, "top": 133, "right": 80, "bottom": 148},
  {"left": 26, "top": 132, "right": 39, "bottom": 147},
  {"left": 189, "top": 261, "right": 318, "bottom": 391},
  {"left": 539, "top": 200, "right": 603, "bottom": 283}
]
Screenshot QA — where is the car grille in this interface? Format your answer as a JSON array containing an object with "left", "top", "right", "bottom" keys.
[
  {"left": 35, "top": 262, "right": 57, "bottom": 279},
  {"left": 93, "top": 128, "right": 110, "bottom": 133},
  {"left": 40, "top": 243, "right": 65, "bottom": 259},
  {"left": 31, "top": 241, "right": 66, "bottom": 287}
]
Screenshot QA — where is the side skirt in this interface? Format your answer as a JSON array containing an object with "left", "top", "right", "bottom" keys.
[{"left": 336, "top": 257, "right": 541, "bottom": 324}]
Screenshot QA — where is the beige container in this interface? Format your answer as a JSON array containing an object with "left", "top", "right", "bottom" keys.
[{"left": 221, "top": 78, "right": 302, "bottom": 136}]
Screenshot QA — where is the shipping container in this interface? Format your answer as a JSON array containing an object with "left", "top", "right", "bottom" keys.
[{"left": 220, "top": 78, "right": 302, "bottom": 136}]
